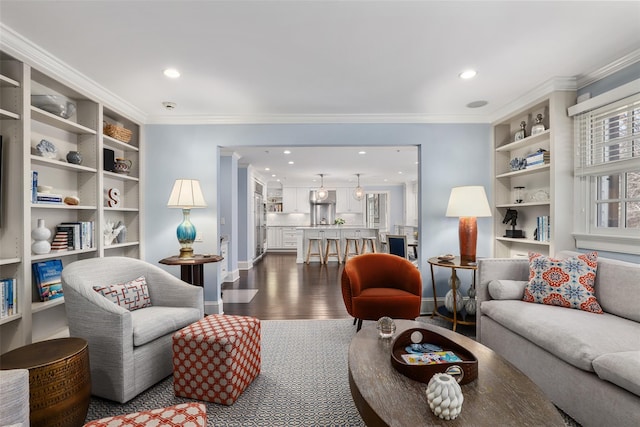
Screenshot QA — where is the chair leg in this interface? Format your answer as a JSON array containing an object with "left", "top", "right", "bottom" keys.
[
  {"left": 356, "top": 318, "right": 363, "bottom": 331},
  {"left": 353, "top": 317, "right": 357, "bottom": 325}
]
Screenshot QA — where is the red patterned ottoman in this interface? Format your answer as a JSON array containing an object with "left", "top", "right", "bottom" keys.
[
  {"left": 172, "top": 314, "right": 261, "bottom": 405},
  {"left": 84, "top": 403, "right": 206, "bottom": 426}
]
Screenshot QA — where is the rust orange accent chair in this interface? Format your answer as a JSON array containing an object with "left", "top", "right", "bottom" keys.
[{"left": 341, "top": 253, "right": 422, "bottom": 331}]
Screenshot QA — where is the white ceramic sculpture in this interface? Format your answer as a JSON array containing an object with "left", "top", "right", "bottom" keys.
[{"left": 426, "top": 373, "right": 464, "bottom": 420}]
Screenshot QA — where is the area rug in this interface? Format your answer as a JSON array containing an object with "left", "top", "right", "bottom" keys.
[
  {"left": 222, "top": 289, "right": 258, "bottom": 303},
  {"left": 86, "top": 318, "right": 580, "bottom": 426}
]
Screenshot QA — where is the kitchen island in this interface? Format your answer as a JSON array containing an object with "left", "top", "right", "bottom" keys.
[{"left": 296, "top": 226, "right": 379, "bottom": 263}]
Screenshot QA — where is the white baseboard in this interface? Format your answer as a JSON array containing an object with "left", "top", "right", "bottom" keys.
[
  {"left": 223, "top": 269, "right": 240, "bottom": 283},
  {"left": 238, "top": 260, "right": 253, "bottom": 270},
  {"left": 205, "top": 300, "right": 223, "bottom": 315}
]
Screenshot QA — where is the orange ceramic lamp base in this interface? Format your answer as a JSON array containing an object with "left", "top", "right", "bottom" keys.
[{"left": 458, "top": 216, "right": 478, "bottom": 263}]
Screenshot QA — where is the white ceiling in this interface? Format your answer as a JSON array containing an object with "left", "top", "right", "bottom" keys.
[{"left": 1, "top": 1, "right": 639, "bottom": 185}]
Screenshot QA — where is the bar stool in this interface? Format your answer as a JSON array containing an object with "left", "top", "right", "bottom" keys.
[
  {"left": 324, "top": 238, "right": 342, "bottom": 264},
  {"left": 306, "top": 238, "right": 324, "bottom": 264},
  {"left": 343, "top": 238, "right": 360, "bottom": 262},
  {"left": 361, "top": 236, "right": 377, "bottom": 254}
]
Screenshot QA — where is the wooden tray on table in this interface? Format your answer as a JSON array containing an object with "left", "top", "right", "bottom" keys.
[{"left": 390, "top": 327, "right": 478, "bottom": 385}]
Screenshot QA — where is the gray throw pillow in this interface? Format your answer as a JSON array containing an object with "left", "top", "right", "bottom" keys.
[{"left": 488, "top": 280, "right": 528, "bottom": 300}]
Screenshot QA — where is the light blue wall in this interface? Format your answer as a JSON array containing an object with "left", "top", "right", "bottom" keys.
[{"left": 144, "top": 123, "right": 492, "bottom": 305}]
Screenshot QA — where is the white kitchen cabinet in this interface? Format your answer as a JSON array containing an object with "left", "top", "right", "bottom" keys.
[
  {"left": 283, "top": 187, "right": 309, "bottom": 213},
  {"left": 267, "top": 227, "right": 282, "bottom": 248},
  {"left": 336, "top": 188, "right": 364, "bottom": 214}
]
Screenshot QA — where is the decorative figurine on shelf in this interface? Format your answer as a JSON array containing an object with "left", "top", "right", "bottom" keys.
[
  {"left": 502, "top": 208, "right": 524, "bottom": 238},
  {"left": 514, "top": 121, "right": 527, "bottom": 141},
  {"left": 36, "top": 139, "right": 57, "bottom": 158},
  {"left": 531, "top": 113, "right": 546, "bottom": 135},
  {"left": 103, "top": 220, "right": 125, "bottom": 246},
  {"left": 509, "top": 157, "right": 526, "bottom": 171},
  {"left": 514, "top": 186, "right": 525, "bottom": 204}
]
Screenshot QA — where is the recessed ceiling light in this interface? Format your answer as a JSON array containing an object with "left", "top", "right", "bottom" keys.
[
  {"left": 163, "top": 68, "right": 181, "bottom": 78},
  {"left": 467, "top": 100, "right": 488, "bottom": 108},
  {"left": 271, "top": 174, "right": 276, "bottom": 177},
  {"left": 459, "top": 69, "right": 477, "bottom": 79},
  {"left": 288, "top": 161, "right": 294, "bottom": 165},
  {"left": 359, "top": 151, "right": 366, "bottom": 155},
  {"left": 265, "top": 167, "right": 270, "bottom": 171},
  {"left": 398, "top": 171, "right": 403, "bottom": 175},
  {"left": 283, "top": 150, "right": 291, "bottom": 154},
  {"left": 162, "top": 101, "right": 177, "bottom": 110}
]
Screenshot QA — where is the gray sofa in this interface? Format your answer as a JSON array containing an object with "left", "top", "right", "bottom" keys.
[
  {"left": 62, "top": 257, "right": 204, "bottom": 403},
  {"left": 477, "top": 251, "right": 640, "bottom": 427}
]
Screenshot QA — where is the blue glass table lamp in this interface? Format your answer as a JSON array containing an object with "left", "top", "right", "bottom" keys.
[{"left": 167, "top": 179, "right": 207, "bottom": 258}]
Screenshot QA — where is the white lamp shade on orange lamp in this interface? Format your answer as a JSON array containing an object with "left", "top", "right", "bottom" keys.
[
  {"left": 445, "top": 186, "right": 492, "bottom": 263},
  {"left": 167, "top": 179, "right": 207, "bottom": 258}
]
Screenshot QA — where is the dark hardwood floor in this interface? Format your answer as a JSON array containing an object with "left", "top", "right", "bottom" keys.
[{"left": 221, "top": 252, "right": 351, "bottom": 320}]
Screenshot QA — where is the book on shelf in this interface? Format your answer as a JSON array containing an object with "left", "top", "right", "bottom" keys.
[
  {"left": 32, "top": 259, "right": 64, "bottom": 302},
  {"left": 35, "top": 192, "right": 64, "bottom": 204},
  {"left": 1, "top": 278, "right": 17, "bottom": 318},
  {"left": 31, "top": 170, "right": 38, "bottom": 203},
  {"left": 526, "top": 151, "right": 550, "bottom": 168},
  {"left": 50, "top": 231, "right": 69, "bottom": 251},
  {"left": 536, "top": 216, "right": 551, "bottom": 242},
  {"left": 56, "top": 221, "right": 94, "bottom": 250}
]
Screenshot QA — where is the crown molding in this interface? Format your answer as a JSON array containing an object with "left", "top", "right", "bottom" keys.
[
  {"left": 489, "top": 77, "right": 578, "bottom": 123},
  {"left": 576, "top": 48, "right": 640, "bottom": 89},
  {"left": 0, "top": 23, "right": 147, "bottom": 124},
  {"left": 144, "top": 112, "right": 491, "bottom": 125}
]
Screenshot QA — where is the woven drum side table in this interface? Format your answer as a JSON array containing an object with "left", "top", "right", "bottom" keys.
[{"left": 0, "top": 337, "right": 91, "bottom": 427}]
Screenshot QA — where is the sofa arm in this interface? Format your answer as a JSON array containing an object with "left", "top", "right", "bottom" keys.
[{"left": 476, "top": 257, "right": 529, "bottom": 342}]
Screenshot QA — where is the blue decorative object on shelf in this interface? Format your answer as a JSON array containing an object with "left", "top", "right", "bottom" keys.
[{"left": 36, "top": 139, "right": 57, "bottom": 158}]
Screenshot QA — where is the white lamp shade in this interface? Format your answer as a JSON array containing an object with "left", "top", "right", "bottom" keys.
[
  {"left": 167, "top": 179, "right": 207, "bottom": 208},
  {"left": 445, "top": 186, "right": 491, "bottom": 217}
]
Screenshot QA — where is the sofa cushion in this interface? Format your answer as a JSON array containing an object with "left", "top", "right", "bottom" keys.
[
  {"left": 480, "top": 300, "right": 640, "bottom": 371},
  {"left": 523, "top": 251, "right": 602, "bottom": 313},
  {"left": 131, "top": 306, "right": 201, "bottom": 346},
  {"left": 93, "top": 276, "right": 151, "bottom": 311},
  {"left": 488, "top": 280, "right": 527, "bottom": 300},
  {"left": 592, "top": 256, "right": 640, "bottom": 322},
  {"left": 592, "top": 351, "right": 640, "bottom": 397}
]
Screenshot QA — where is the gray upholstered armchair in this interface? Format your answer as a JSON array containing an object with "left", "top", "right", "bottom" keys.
[{"left": 61, "top": 257, "right": 204, "bottom": 403}]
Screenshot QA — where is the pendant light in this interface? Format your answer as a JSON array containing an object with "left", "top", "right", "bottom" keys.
[
  {"left": 353, "top": 173, "right": 364, "bottom": 201},
  {"left": 317, "top": 173, "right": 328, "bottom": 201}
]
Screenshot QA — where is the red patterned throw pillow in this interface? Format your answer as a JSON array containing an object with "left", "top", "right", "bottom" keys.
[
  {"left": 523, "top": 251, "right": 602, "bottom": 313},
  {"left": 93, "top": 276, "right": 151, "bottom": 311}
]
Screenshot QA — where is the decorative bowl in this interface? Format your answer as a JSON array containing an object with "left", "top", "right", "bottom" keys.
[
  {"left": 438, "top": 254, "right": 455, "bottom": 261},
  {"left": 31, "top": 95, "right": 77, "bottom": 119}
]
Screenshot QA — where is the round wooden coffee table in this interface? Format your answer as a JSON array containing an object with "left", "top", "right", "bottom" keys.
[
  {"left": 0, "top": 337, "right": 91, "bottom": 427},
  {"left": 348, "top": 320, "right": 565, "bottom": 426}
]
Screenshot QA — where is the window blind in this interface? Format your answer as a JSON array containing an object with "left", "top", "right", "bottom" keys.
[{"left": 575, "top": 93, "right": 640, "bottom": 177}]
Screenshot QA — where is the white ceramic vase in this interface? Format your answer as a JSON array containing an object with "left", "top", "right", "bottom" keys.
[
  {"left": 444, "top": 289, "right": 463, "bottom": 313},
  {"left": 31, "top": 219, "right": 51, "bottom": 255},
  {"left": 426, "top": 373, "right": 464, "bottom": 420}
]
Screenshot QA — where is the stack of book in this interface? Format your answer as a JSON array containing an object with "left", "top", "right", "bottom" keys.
[
  {"left": 536, "top": 216, "right": 551, "bottom": 242},
  {"left": 56, "top": 221, "right": 95, "bottom": 250},
  {"left": 526, "top": 150, "right": 550, "bottom": 168},
  {"left": 1, "top": 278, "right": 17, "bottom": 318}
]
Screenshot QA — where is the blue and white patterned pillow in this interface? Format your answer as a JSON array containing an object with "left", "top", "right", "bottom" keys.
[{"left": 93, "top": 276, "right": 151, "bottom": 311}]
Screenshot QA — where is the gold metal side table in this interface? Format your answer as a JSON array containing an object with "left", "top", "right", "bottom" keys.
[{"left": 428, "top": 256, "right": 478, "bottom": 331}]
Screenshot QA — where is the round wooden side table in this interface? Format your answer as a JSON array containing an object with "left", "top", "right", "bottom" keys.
[{"left": 0, "top": 337, "right": 91, "bottom": 427}]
